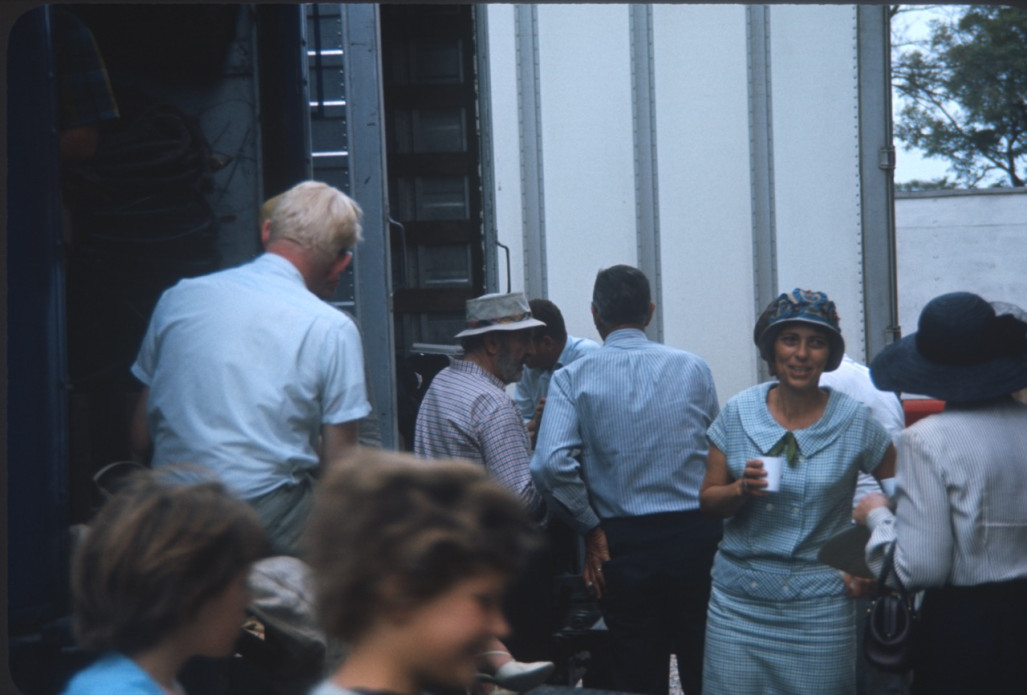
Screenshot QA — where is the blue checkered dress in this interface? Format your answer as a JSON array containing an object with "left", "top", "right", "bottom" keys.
[{"left": 702, "top": 382, "right": 891, "bottom": 695}]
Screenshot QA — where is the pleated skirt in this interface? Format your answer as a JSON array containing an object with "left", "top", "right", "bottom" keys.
[{"left": 702, "top": 584, "right": 856, "bottom": 695}]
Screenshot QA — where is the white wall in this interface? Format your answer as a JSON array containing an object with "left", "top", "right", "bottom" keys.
[
  {"left": 535, "top": 4, "right": 638, "bottom": 342},
  {"left": 653, "top": 5, "right": 757, "bottom": 388},
  {"left": 485, "top": 5, "right": 527, "bottom": 296},
  {"left": 895, "top": 189, "right": 1027, "bottom": 339},
  {"left": 770, "top": 5, "right": 867, "bottom": 360},
  {"left": 485, "top": 4, "right": 870, "bottom": 402}
]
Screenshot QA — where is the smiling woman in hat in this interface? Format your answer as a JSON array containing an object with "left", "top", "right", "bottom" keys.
[
  {"left": 854, "top": 291, "right": 1027, "bottom": 695},
  {"left": 699, "top": 288, "right": 896, "bottom": 695}
]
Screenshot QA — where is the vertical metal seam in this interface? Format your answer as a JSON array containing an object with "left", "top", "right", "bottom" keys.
[
  {"left": 851, "top": 6, "right": 867, "bottom": 356},
  {"left": 747, "top": 5, "right": 776, "bottom": 382},
  {"left": 340, "top": 3, "right": 397, "bottom": 448},
  {"left": 516, "top": 4, "right": 546, "bottom": 298},
  {"left": 475, "top": 5, "right": 500, "bottom": 294},
  {"left": 631, "top": 4, "right": 663, "bottom": 341},
  {"left": 857, "top": 5, "right": 900, "bottom": 361}
]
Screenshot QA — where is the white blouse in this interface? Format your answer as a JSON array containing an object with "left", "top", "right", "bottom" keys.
[{"left": 866, "top": 397, "right": 1027, "bottom": 589}]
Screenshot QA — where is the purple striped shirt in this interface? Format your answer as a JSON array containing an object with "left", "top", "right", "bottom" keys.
[{"left": 414, "top": 358, "right": 546, "bottom": 521}]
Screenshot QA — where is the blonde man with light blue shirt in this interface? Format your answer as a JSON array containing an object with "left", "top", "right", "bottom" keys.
[
  {"left": 130, "top": 181, "right": 371, "bottom": 555},
  {"left": 513, "top": 299, "right": 599, "bottom": 445}
]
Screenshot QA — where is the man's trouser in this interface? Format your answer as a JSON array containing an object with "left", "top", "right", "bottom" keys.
[
  {"left": 248, "top": 474, "right": 315, "bottom": 557},
  {"left": 599, "top": 510, "right": 722, "bottom": 695}
]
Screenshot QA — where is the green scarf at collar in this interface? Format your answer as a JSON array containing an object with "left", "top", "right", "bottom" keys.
[{"left": 766, "top": 431, "right": 800, "bottom": 465}]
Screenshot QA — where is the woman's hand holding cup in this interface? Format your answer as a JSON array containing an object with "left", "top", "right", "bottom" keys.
[{"left": 739, "top": 459, "right": 771, "bottom": 497}]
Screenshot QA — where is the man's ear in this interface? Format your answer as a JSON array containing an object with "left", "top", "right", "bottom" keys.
[
  {"left": 332, "top": 251, "right": 354, "bottom": 275},
  {"left": 482, "top": 332, "right": 503, "bottom": 356},
  {"left": 260, "top": 219, "right": 273, "bottom": 248}
]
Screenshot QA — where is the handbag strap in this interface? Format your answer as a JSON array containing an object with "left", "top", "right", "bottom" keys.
[{"left": 876, "top": 541, "right": 909, "bottom": 597}]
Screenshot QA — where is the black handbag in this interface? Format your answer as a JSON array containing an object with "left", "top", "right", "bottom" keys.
[{"left": 864, "top": 542, "right": 918, "bottom": 673}]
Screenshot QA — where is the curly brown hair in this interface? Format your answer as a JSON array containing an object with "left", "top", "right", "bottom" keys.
[
  {"left": 302, "top": 449, "right": 540, "bottom": 644},
  {"left": 71, "top": 470, "right": 267, "bottom": 654}
]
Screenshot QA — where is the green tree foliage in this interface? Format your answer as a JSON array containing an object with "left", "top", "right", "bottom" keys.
[{"left": 893, "top": 6, "right": 1027, "bottom": 188}]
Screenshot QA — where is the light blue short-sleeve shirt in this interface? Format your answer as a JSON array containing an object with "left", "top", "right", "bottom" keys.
[
  {"left": 132, "top": 253, "right": 370, "bottom": 499},
  {"left": 707, "top": 382, "right": 891, "bottom": 600}
]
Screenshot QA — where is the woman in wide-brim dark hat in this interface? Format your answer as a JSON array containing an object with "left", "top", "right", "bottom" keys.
[{"left": 854, "top": 291, "right": 1027, "bottom": 695}]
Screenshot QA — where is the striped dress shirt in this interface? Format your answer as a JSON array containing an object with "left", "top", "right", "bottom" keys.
[
  {"left": 530, "top": 328, "right": 719, "bottom": 533},
  {"left": 866, "top": 397, "right": 1027, "bottom": 588},
  {"left": 414, "top": 358, "right": 546, "bottom": 521}
]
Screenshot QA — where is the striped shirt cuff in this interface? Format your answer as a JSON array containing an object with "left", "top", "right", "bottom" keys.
[{"left": 866, "top": 505, "right": 895, "bottom": 531}]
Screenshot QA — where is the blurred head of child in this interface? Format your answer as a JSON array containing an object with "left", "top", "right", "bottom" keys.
[
  {"left": 63, "top": 469, "right": 266, "bottom": 694},
  {"left": 304, "top": 449, "right": 540, "bottom": 695}
]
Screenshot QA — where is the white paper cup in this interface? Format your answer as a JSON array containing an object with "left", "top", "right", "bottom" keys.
[{"left": 759, "top": 456, "right": 785, "bottom": 492}]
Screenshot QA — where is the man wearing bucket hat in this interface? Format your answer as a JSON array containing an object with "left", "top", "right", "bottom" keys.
[
  {"left": 854, "top": 291, "right": 1027, "bottom": 695},
  {"left": 414, "top": 291, "right": 547, "bottom": 522},
  {"left": 414, "top": 292, "right": 555, "bottom": 682}
]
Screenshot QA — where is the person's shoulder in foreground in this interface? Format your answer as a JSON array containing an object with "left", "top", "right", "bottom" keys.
[
  {"left": 60, "top": 653, "right": 164, "bottom": 695},
  {"left": 59, "top": 468, "right": 266, "bottom": 695}
]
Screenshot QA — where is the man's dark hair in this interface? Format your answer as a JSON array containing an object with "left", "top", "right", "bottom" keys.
[
  {"left": 529, "top": 299, "right": 566, "bottom": 343},
  {"left": 592, "top": 265, "right": 651, "bottom": 327}
]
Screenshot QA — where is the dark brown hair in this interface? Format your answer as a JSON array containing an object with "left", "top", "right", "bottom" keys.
[
  {"left": 303, "top": 449, "right": 539, "bottom": 644},
  {"left": 529, "top": 298, "right": 567, "bottom": 343},
  {"left": 71, "top": 470, "right": 267, "bottom": 654}
]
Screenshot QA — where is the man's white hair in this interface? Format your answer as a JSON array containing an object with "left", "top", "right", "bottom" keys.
[{"left": 268, "top": 181, "right": 363, "bottom": 257}]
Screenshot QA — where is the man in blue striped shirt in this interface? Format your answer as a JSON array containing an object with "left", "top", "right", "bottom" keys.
[{"left": 531, "top": 265, "right": 722, "bottom": 695}]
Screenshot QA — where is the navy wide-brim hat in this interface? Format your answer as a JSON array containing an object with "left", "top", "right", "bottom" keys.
[
  {"left": 870, "top": 292, "right": 1027, "bottom": 403},
  {"left": 754, "top": 288, "right": 845, "bottom": 372}
]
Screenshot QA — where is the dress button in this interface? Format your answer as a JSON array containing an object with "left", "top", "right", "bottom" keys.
[
  {"left": 750, "top": 580, "right": 758, "bottom": 589},
  {"left": 791, "top": 506, "right": 800, "bottom": 515},
  {"left": 766, "top": 503, "right": 774, "bottom": 511}
]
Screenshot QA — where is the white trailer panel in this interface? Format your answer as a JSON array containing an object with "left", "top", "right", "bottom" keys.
[
  {"left": 484, "top": 3, "right": 891, "bottom": 402},
  {"left": 485, "top": 4, "right": 528, "bottom": 296},
  {"left": 771, "top": 5, "right": 867, "bottom": 360},
  {"left": 652, "top": 4, "right": 758, "bottom": 395},
  {"left": 536, "top": 4, "right": 638, "bottom": 338}
]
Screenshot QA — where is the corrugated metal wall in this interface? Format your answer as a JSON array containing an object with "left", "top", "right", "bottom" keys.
[{"left": 485, "top": 4, "right": 886, "bottom": 402}]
